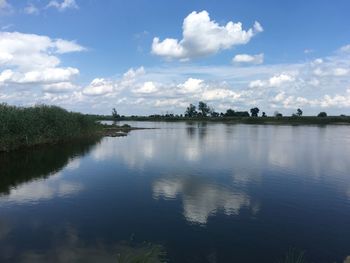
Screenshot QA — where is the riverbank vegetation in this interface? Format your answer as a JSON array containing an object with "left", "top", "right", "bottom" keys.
[
  {"left": 0, "top": 104, "right": 100, "bottom": 152},
  {"left": 2, "top": 101, "right": 350, "bottom": 151},
  {"left": 110, "top": 101, "right": 350, "bottom": 125}
]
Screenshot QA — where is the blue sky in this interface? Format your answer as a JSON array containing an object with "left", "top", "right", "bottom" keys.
[{"left": 0, "top": 0, "right": 350, "bottom": 115}]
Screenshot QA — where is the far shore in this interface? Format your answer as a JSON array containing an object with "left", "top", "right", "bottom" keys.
[
  {"left": 2, "top": 103, "right": 350, "bottom": 153},
  {"left": 104, "top": 116, "right": 350, "bottom": 125}
]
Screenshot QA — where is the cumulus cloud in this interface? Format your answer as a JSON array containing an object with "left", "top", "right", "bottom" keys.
[
  {"left": 177, "top": 78, "right": 205, "bottom": 93},
  {"left": 269, "top": 73, "right": 295, "bottom": 87},
  {"left": 152, "top": 10, "right": 263, "bottom": 60},
  {"left": 133, "top": 81, "right": 158, "bottom": 94},
  {"left": 47, "top": 0, "right": 78, "bottom": 11},
  {"left": 201, "top": 88, "right": 241, "bottom": 101},
  {"left": 249, "top": 73, "right": 295, "bottom": 88},
  {"left": 2, "top": 40, "right": 350, "bottom": 116},
  {"left": 232, "top": 53, "right": 264, "bottom": 64},
  {"left": 0, "top": 67, "right": 79, "bottom": 85},
  {"left": 0, "top": 31, "right": 85, "bottom": 89},
  {"left": 82, "top": 78, "right": 115, "bottom": 96}
]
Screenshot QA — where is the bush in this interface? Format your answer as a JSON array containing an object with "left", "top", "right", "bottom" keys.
[
  {"left": 0, "top": 104, "right": 99, "bottom": 151},
  {"left": 317, "top": 112, "right": 327, "bottom": 117}
]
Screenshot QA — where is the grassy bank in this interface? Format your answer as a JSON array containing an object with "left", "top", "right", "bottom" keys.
[{"left": 0, "top": 104, "right": 100, "bottom": 152}]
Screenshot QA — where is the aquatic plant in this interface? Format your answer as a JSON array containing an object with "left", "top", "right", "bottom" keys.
[
  {"left": 278, "top": 248, "right": 307, "bottom": 263},
  {"left": 0, "top": 103, "right": 99, "bottom": 151}
]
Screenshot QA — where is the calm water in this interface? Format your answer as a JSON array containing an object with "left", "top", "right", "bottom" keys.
[{"left": 1, "top": 122, "right": 350, "bottom": 263}]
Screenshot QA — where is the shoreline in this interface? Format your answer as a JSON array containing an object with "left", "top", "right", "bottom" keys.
[
  {"left": 0, "top": 124, "right": 153, "bottom": 153},
  {"left": 2, "top": 117, "right": 350, "bottom": 153},
  {"left": 111, "top": 116, "right": 350, "bottom": 125}
]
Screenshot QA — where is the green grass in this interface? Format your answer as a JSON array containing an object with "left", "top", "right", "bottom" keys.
[
  {"left": 278, "top": 248, "right": 307, "bottom": 263},
  {"left": 0, "top": 103, "right": 100, "bottom": 151}
]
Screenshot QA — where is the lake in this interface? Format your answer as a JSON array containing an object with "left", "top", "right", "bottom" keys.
[{"left": 1, "top": 122, "right": 350, "bottom": 263}]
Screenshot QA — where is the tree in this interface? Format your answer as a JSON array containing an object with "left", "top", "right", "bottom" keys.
[
  {"left": 210, "top": 110, "right": 219, "bottom": 117},
  {"left": 185, "top": 104, "right": 197, "bottom": 117},
  {"left": 236, "top": 111, "right": 250, "bottom": 117},
  {"left": 225, "top": 109, "right": 235, "bottom": 116},
  {"left": 274, "top": 111, "right": 283, "bottom": 117},
  {"left": 317, "top": 112, "right": 327, "bottom": 117},
  {"left": 296, "top": 108, "right": 303, "bottom": 116},
  {"left": 250, "top": 107, "right": 260, "bottom": 117},
  {"left": 198, "top": 101, "right": 210, "bottom": 117},
  {"left": 112, "top": 108, "right": 120, "bottom": 120},
  {"left": 262, "top": 112, "right": 267, "bottom": 117}
]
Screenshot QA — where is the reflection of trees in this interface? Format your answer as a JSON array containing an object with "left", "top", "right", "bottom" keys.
[
  {"left": 153, "top": 176, "right": 259, "bottom": 225},
  {"left": 186, "top": 126, "right": 196, "bottom": 138},
  {"left": 185, "top": 122, "right": 208, "bottom": 141},
  {"left": 0, "top": 138, "right": 101, "bottom": 195}
]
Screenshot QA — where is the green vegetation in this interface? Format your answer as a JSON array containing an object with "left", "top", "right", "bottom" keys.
[
  {"left": 318, "top": 111, "right": 327, "bottom": 117},
  {"left": 0, "top": 104, "right": 100, "bottom": 152},
  {"left": 110, "top": 101, "right": 350, "bottom": 125},
  {"left": 277, "top": 248, "right": 307, "bottom": 263},
  {"left": 2, "top": 101, "right": 350, "bottom": 151},
  {"left": 116, "top": 242, "right": 167, "bottom": 263}
]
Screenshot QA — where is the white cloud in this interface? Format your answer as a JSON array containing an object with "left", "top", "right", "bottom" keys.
[
  {"left": 269, "top": 73, "right": 295, "bottom": 87},
  {"left": 248, "top": 73, "right": 295, "bottom": 88},
  {"left": 120, "top": 66, "right": 145, "bottom": 87},
  {"left": 201, "top": 88, "right": 240, "bottom": 101},
  {"left": 2, "top": 42, "right": 350, "bottom": 116},
  {"left": 55, "top": 39, "right": 86, "bottom": 53},
  {"left": 133, "top": 81, "right": 158, "bottom": 94},
  {"left": 333, "top": 68, "right": 349, "bottom": 76},
  {"left": 43, "top": 82, "right": 79, "bottom": 93},
  {"left": 313, "top": 67, "right": 349, "bottom": 77},
  {"left": 82, "top": 78, "right": 115, "bottom": 96},
  {"left": 232, "top": 53, "right": 264, "bottom": 64},
  {"left": 0, "top": 32, "right": 85, "bottom": 69},
  {"left": 177, "top": 78, "right": 204, "bottom": 93},
  {"left": 249, "top": 79, "right": 265, "bottom": 88},
  {"left": 24, "top": 3, "right": 40, "bottom": 15},
  {"left": 0, "top": 31, "right": 85, "bottom": 89},
  {"left": 152, "top": 10, "right": 263, "bottom": 60},
  {"left": 47, "top": 0, "right": 78, "bottom": 11},
  {"left": 0, "top": 67, "right": 79, "bottom": 85}
]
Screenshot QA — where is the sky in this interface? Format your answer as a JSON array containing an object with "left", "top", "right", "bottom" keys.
[{"left": 0, "top": 0, "right": 350, "bottom": 115}]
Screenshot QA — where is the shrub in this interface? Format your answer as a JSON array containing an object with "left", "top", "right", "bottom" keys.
[
  {"left": 0, "top": 104, "right": 99, "bottom": 151},
  {"left": 317, "top": 112, "right": 327, "bottom": 117}
]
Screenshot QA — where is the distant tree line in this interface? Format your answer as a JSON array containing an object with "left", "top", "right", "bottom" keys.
[{"left": 111, "top": 102, "right": 343, "bottom": 120}]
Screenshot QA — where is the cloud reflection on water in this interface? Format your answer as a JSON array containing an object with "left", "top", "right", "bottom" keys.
[
  {"left": 153, "top": 176, "right": 258, "bottom": 225},
  {"left": 2, "top": 175, "right": 83, "bottom": 204}
]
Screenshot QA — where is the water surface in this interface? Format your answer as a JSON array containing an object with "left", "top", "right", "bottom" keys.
[{"left": 1, "top": 122, "right": 350, "bottom": 262}]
